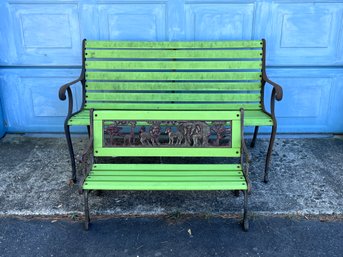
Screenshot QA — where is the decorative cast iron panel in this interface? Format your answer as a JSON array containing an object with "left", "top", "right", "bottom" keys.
[{"left": 103, "top": 120, "right": 232, "bottom": 148}]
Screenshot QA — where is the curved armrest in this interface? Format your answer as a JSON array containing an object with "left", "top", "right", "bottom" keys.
[
  {"left": 262, "top": 74, "right": 283, "bottom": 101},
  {"left": 59, "top": 77, "right": 82, "bottom": 101}
]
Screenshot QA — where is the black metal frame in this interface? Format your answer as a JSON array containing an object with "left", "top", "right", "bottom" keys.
[
  {"left": 80, "top": 109, "right": 94, "bottom": 230},
  {"left": 59, "top": 39, "right": 87, "bottom": 182},
  {"left": 240, "top": 108, "right": 250, "bottom": 231},
  {"left": 250, "top": 39, "right": 283, "bottom": 183}
]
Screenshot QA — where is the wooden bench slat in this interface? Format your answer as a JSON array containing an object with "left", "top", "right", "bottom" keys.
[
  {"left": 86, "top": 40, "right": 262, "bottom": 49},
  {"left": 83, "top": 181, "right": 247, "bottom": 190},
  {"left": 93, "top": 110, "right": 240, "bottom": 120},
  {"left": 68, "top": 109, "right": 272, "bottom": 126},
  {"left": 86, "top": 82, "right": 261, "bottom": 91},
  {"left": 85, "top": 49, "right": 262, "bottom": 59},
  {"left": 86, "top": 175, "right": 245, "bottom": 182},
  {"left": 85, "top": 71, "right": 261, "bottom": 81},
  {"left": 90, "top": 171, "right": 243, "bottom": 176},
  {"left": 86, "top": 92, "right": 260, "bottom": 102},
  {"left": 83, "top": 103, "right": 261, "bottom": 110},
  {"left": 94, "top": 148, "right": 241, "bottom": 157},
  {"left": 85, "top": 60, "right": 262, "bottom": 70},
  {"left": 92, "top": 163, "right": 241, "bottom": 171}
]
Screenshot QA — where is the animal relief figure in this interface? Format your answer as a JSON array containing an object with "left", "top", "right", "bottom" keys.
[
  {"left": 149, "top": 124, "right": 161, "bottom": 146},
  {"left": 199, "top": 121, "right": 211, "bottom": 146},
  {"left": 178, "top": 122, "right": 195, "bottom": 146},
  {"left": 211, "top": 121, "right": 229, "bottom": 146},
  {"left": 192, "top": 124, "right": 202, "bottom": 147},
  {"left": 165, "top": 127, "right": 184, "bottom": 145},
  {"left": 139, "top": 126, "right": 152, "bottom": 146},
  {"left": 123, "top": 121, "right": 136, "bottom": 146}
]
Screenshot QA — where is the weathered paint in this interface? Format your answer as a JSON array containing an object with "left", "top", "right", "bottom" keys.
[{"left": 0, "top": 0, "right": 342, "bottom": 133}]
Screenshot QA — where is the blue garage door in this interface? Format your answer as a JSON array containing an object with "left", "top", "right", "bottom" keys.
[{"left": 0, "top": 0, "right": 342, "bottom": 133}]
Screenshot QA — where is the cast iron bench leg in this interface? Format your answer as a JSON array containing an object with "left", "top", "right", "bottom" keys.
[
  {"left": 250, "top": 126, "right": 259, "bottom": 148},
  {"left": 250, "top": 125, "right": 277, "bottom": 183},
  {"left": 243, "top": 190, "right": 249, "bottom": 231},
  {"left": 84, "top": 190, "right": 90, "bottom": 230},
  {"left": 64, "top": 123, "right": 77, "bottom": 183},
  {"left": 264, "top": 124, "right": 277, "bottom": 183}
]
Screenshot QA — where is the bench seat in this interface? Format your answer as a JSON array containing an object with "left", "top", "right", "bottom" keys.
[
  {"left": 83, "top": 164, "right": 248, "bottom": 191},
  {"left": 68, "top": 109, "right": 273, "bottom": 127}
]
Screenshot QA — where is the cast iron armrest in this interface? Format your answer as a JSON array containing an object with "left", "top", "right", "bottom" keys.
[
  {"left": 262, "top": 73, "right": 283, "bottom": 101},
  {"left": 58, "top": 77, "right": 82, "bottom": 101}
]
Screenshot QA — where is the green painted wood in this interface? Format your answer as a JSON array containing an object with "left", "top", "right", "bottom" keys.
[
  {"left": 86, "top": 82, "right": 261, "bottom": 91},
  {"left": 94, "top": 147, "right": 240, "bottom": 157},
  {"left": 85, "top": 71, "right": 261, "bottom": 81},
  {"left": 83, "top": 103, "right": 261, "bottom": 111},
  {"left": 89, "top": 171, "right": 243, "bottom": 176},
  {"left": 67, "top": 109, "right": 273, "bottom": 126},
  {"left": 91, "top": 163, "right": 241, "bottom": 170},
  {"left": 85, "top": 49, "right": 262, "bottom": 59},
  {"left": 86, "top": 92, "right": 260, "bottom": 102},
  {"left": 93, "top": 110, "right": 241, "bottom": 121},
  {"left": 86, "top": 175, "right": 245, "bottom": 182},
  {"left": 83, "top": 181, "right": 247, "bottom": 190},
  {"left": 85, "top": 60, "right": 262, "bottom": 70},
  {"left": 85, "top": 40, "right": 262, "bottom": 49}
]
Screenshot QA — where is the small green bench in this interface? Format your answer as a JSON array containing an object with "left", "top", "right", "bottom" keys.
[
  {"left": 59, "top": 39, "right": 283, "bottom": 182},
  {"left": 80, "top": 109, "right": 251, "bottom": 230}
]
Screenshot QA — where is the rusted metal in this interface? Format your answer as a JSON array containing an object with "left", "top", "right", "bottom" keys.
[
  {"left": 102, "top": 120, "right": 232, "bottom": 148},
  {"left": 254, "top": 39, "right": 283, "bottom": 183},
  {"left": 60, "top": 39, "right": 87, "bottom": 183}
]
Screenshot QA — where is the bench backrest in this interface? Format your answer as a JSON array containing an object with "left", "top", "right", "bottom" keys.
[
  {"left": 83, "top": 40, "right": 263, "bottom": 111},
  {"left": 92, "top": 110, "right": 243, "bottom": 158}
]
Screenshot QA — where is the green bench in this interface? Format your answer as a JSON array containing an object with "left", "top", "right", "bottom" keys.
[
  {"left": 59, "top": 39, "right": 283, "bottom": 182},
  {"left": 80, "top": 109, "right": 251, "bottom": 230}
]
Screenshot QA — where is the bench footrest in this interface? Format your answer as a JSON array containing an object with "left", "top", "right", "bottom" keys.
[{"left": 83, "top": 164, "right": 248, "bottom": 191}]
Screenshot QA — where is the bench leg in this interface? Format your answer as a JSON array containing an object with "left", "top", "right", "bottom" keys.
[
  {"left": 64, "top": 124, "right": 77, "bottom": 183},
  {"left": 264, "top": 125, "right": 277, "bottom": 183},
  {"left": 84, "top": 190, "right": 90, "bottom": 230},
  {"left": 87, "top": 125, "right": 90, "bottom": 138},
  {"left": 250, "top": 126, "right": 259, "bottom": 148},
  {"left": 242, "top": 190, "right": 249, "bottom": 231}
]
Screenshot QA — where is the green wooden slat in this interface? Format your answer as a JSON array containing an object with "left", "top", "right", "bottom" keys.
[
  {"left": 83, "top": 103, "right": 261, "bottom": 110},
  {"left": 68, "top": 108, "right": 273, "bottom": 126},
  {"left": 92, "top": 163, "right": 241, "bottom": 170},
  {"left": 86, "top": 92, "right": 260, "bottom": 102},
  {"left": 85, "top": 60, "right": 262, "bottom": 70},
  {"left": 85, "top": 40, "right": 262, "bottom": 49},
  {"left": 85, "top": 176, "right": 244, "bottom": 182},
  {"left": 94, "top": 147, "right": 241, "bottom": 157},
  {"left": 93, "top": 110, "right": 240, "bottom": 120},
  {"left": 83, "top": 181, "right": 247, "bottom": 190},
  {"left": 85, "top": 71, "right": 261, "bottom": 81},
  {"left": 86, "top": 82, "right": 261, "bottom": 91},
  {"left": 85, "top": 49, "right": 262, "bottom": 59},
  {"left": 90, "top": 171, "right": 243, "bottom": 176}
]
